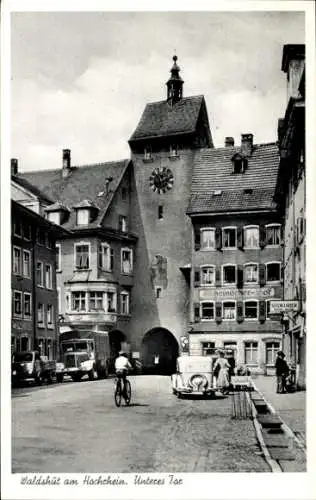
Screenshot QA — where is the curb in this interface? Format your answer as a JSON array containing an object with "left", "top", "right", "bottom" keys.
[{"left": 251, "top": 380, "right": 306, "bottom": 452}]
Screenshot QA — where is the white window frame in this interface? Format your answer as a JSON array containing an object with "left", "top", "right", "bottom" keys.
[
  {"left": 48, "top": 211, "right": 61, "bottom": 225},
  {"left": 74, "top": 242, "right": 91, "bottom": 270},
  {"left": 265, "top": 341, "right": 281, "bottom": 366},
  {"left": 244, "top": 299, "right": 259, "bottom": 321},
  {"left": 88, "top": 291, "right": 104, "bottom": 312},
  {"left": 120, "top": 290, "right": 130, "bottom": 315},
  {"left": 38, "top": 337, "right": 45, "bottom": 356},
  {"left": 243, "top": 225, "right": 260, "bottom": 249},
  {"left": 13, "top": 290, "right": 22, "bottom": 317},
  {"left": 200, "top": 265, "right": 216, "bottom": 287},
  {"left": 23, "top": 292, "right": 32, "bottom": 320},
  {"left": 222, "top": 300, "right": 236, "bottom": 321},
  {"left": 222, "top": 264, "right": 237, "bottom": 286},
  {"left": 46, "top": 337, "right": 53, "bottom": 360},
  {"left": 266, "top": 261, "right": 281, "bottom": 284},
  {"left": 265, "top": 223, "right": 281, "bottom": 247},
  {"left": 119, "top": 216, "right": 127, "bottom": 233},
  {"left": 243, "top": 262, "right": 259, "bottom": 284},
  {"left": 121, "top": 247, "right": 133, "bottom": 274},
  {"left": 37, "top": 303, "right": 45, "bottom": 326},
  {"left": 23, "top": 224, "right": 31, "bottom": 241},
  {"left": 13, "top": 246, "right": 22, "bottom": 275},
  {"left": 222, "top": 226, "right": 237, "bottom": 249},
  {"left": 47, "top": 304, "right": 54, "bottom": 328},
  {"left": 200, "top": 301, "right": 215, "bottom": 321},
  {"left": 99, "top": 242, "right": 113, "bottom": 271},
  {"left": 200, "top": 227, "right": 216, "bottom": 251},
  {"left": 71, "top": 291, "right": 87, "bottom": 312},
  {"left": 36, "top": 261, "right": 44, "bottom": 287},
  {"left": 13, "top": 219, "right": 22, "bottom": 238},
  {"left": 22, "top": 249, "right": 31, "bottom": 278},
  {"left": 56, "top": 243, "right": 61, "bottom": 272},
  {"left": 57, "top": 287, "right": 61, "bottom": 315},
  {"left": 244, "top": 341, "right": 259, "bottom": 366},
  {"left": 105, "top": 291, "right": 117, "bottom": 313},
  {"left": 45, "top": 264, "right": 53, "bottom": 289},
  {"left": 144, "top": 147, "right": 152, "bottom": 160}
]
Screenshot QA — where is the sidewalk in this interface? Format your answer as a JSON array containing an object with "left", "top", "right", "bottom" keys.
[{"left": 252, "top": 375, "right": 306, "bottom": 446}]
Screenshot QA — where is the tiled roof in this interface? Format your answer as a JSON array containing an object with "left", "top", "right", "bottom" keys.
[
  {"left": 11, "top": 174, "right": 54, "bottom": 204},
  {"left": 20, "top": 160, "right": 130, "bottom": 230},
  {"left": 188, "top": 143, "right": 279, "bottom": 214},
  {"left": 73, "top": 199, "right": 99, "bottom": 210},
  {"left": 45, "top": 202, "right": 70, "bottom": 213},
  {"left": 129, "top": 95, "right": 206, "bottom": 142}
]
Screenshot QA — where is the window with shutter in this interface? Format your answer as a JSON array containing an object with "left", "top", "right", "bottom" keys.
[
  {"left": 259, "top": 226, "right": 266, "bottom": 248},
  {"left": 215, "top": 227, "right": 222, "bottom": 250},
  {"left": 237, "top": 227, "right": 244, "bottom": 249},
  {"left": 194, "top": 303, "right": 200, "bottom": 322},
  {"left": 259, "top": 263, "right": 266, "bottom": 286},
  {"left": 259, "top": 300, "right": 266, "bottom": 322},
  {"left": 215, "top": 302, "right": 222, "bottom": 322},
  {"left": 237, "top": 302, "right": 244, "bottom": 322}
]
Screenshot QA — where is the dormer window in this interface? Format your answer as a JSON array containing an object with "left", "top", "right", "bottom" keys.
[
  {"left": 76, "top": 209, "right": 90, "bottom": 226},
  {"left": 47, "top": 212, "right": 61, "bottom": 225},
  {"left": 231, "top": 153, "right": 247, "bottom": 174},
  {"left": 45, "top": 202, "right": 70, "bottom": 226},
  {"left": 73, "top": 200, "right": 99, "bottom": 226}
]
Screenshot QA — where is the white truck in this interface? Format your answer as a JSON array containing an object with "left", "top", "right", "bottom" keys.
[{"left": 56, "top": 329, "right": 111, "bottom": 383}]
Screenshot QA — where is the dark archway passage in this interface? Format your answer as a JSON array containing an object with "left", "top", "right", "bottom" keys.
[
  {"left": 142, "top": 328, "right": 179, "bottom": 375},
  {"left": 109, "top": 330, "right": 126, "bottom": 371}
]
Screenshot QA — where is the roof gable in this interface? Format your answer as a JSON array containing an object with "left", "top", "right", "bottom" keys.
[
  {"left": 20, "top": 160, "right": 130, "bottom": 230},
  {"left": 129, "top": 95, "right": 209, "bottom": 143},
  {"left": 188, "top": 142, "right": 279, "bottom": 214}
]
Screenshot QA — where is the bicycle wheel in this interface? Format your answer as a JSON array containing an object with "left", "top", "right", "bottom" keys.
[
  {"left": 114, "top": 381, "right": 122, "bottom": 407},
  {"left": 124, "top": 380, "right": 131, "bottom": 406}
]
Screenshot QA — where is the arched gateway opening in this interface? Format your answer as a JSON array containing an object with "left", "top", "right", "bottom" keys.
[
  {"left": 142, "top": 328, "right": 179, "bottom": 375},
  {"left": 109, "top": 330, "right": 126, "bottom": 369}
]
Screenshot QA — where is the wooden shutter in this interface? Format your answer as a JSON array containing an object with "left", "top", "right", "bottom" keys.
[
  {"left": 110, "top": 248, "right": 114, "bottom": 271},
  {"left": 215, "top": 302, "right": 222, "bottom": 322},
  {"left": 215, "top": 227, "right": 222, "bottom": 250},
  {"left": 237, "top": 227, "right": 244, "bottom": 250},
  {"left": 195, "top": 229, "right": 201, "bottom": 251},
  {"left": 280, "top": 224, "right": 284, "bottom": 246},
  {"left": 98, "top": 246, "right": 103, "bottom": 268},
  {"left": 193, "top": 268, "right": 200, "bottom": 287},
  {"left": 237, "top": 265, "right": 243, "bottom": 289},
  {"left": 259, "top": 300, "right": 266, "bottom": 322},
  {"left": 194, "top": 303, "right": 200, "bottom": 322},
  {"left": 215, "top": 267, "right": 221, "bottom": 287},
  {"left": 259, "top": 225, "right": 266, "bottom": 248},
  {"left": 259, "top": 263, "right": 266, "bottom": 287},
  {"left": 280, "top": 264, "right": 284, "bottom": 283},
  {"left": 237, "top": 302, "right": 244, "bottom": 323}
]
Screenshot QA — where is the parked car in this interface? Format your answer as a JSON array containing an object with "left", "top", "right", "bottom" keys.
[
  {"left": 171, "top": 355, "right": 216, "bottom": 398},
  {"left": 11, "top": 351, "right": 56, "bottom": 386}
]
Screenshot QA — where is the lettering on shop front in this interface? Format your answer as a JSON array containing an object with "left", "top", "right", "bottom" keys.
[{"left": 199, "top": 287, "right": 275, "bottom": 300}]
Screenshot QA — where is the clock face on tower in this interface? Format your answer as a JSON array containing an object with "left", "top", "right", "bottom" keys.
[{"left": 149, "top": 167, "right": 174, "bottom": 194}]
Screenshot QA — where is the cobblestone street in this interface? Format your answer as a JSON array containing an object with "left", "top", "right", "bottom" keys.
[{"left": 12, "top": 376, "right": 269, "bottom": 473}]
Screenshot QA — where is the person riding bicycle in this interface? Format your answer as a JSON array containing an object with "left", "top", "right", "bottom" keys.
[{"left": 114, "top": 351, "right": 132, "bottom": 394}]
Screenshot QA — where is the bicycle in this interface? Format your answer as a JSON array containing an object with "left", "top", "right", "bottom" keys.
[{"left": 114, "top": 374, "right": 131, "bottom": 407}]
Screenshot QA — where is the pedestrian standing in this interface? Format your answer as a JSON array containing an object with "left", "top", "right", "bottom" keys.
[
  {"left": 275, "top": 351, "right": 289, "bottom": 393},
  {"left": 213, "top": 351, "right": 230, "bottom": 394}
]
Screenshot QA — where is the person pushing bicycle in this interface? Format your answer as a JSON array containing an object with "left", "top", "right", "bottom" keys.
[{"left": 114, "top": 350, "right": 132, "bottom": 394}]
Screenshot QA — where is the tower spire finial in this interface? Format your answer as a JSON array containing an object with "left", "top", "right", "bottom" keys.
[{"left": 166, "top": 54, "right": 184, "bottom": 104}]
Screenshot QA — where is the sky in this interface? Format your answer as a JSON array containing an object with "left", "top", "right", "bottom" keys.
[{"left": 11, "top": 10, "right": 305, "bottom": 172}]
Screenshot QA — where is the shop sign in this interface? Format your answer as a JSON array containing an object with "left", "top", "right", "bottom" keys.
[
  {"left": 200, "top": 287, "right": 275, "bottom": 300},
  {"left": 270, "top": 300, "right": 299, "bottom": 313}
]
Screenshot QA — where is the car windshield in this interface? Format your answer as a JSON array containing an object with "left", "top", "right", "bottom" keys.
[
  {"left": 62, "top": 341, "right": 88, "bottom": 353},
  {"left": 13, "top": 352, "right": 33, "bottom": 362}
]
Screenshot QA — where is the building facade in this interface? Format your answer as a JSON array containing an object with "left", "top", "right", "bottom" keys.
[
  {"left": 11, "top": 199, "right": 67, "bottom": 358},
  {"left": 187, "top": 136, "right": 283, "bottom": 373},
  {"left": 275, "top": 44, "right": 306, "bottom": 388}
]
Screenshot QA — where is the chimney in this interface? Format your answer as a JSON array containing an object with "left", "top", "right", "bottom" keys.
[
  {"left": 11, "top": 158, "right": 18, "bottom": 176},
  {"left": 241, "top": 134, "right": 253, "bottom": 157},
  {"left": 225, "top": 137, "right": 234, "bottom": 148},
  {"left": 62, "top": 149, "right": 71, "bottom": 178}
]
